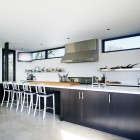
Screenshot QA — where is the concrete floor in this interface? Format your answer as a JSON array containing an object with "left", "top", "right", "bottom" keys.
[{"left": 0, "top": 105, "right": 130, "bottom": 140}]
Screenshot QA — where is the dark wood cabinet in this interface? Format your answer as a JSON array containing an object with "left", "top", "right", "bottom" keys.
[
  {"left": 61, "top": 89, "right": 140, "bottom": 140},
  {"left": 61, "top": 89, "right": 109, "bottom": 129},
  {"left": 0, "top": 83, "right": 4, "bottom": 103},
  {"left": 61, "top": 89, "right": 81, "bottom": 124},
  {"left": 108, "top": 93, "right": 140, "bottom": 140},
  {"left": 82, "top": 91, "right": 109, "bottom": 130}
]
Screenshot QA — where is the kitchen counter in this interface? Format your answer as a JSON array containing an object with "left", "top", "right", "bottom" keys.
[
  {"left": 1, "top": 81, "right": 140, "bottom": 95},
  {"left": 26, "top": 82, "right": 140, "bottom": 95}
]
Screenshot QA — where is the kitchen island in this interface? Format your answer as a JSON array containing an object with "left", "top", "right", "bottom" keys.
[{"left": 0, "top": 82, "right": 140, "bottom": 140}]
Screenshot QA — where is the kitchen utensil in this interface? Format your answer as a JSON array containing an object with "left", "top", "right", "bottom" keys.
[
  {"left": 121, "top": 63, "right": 140, "bottom": 69},
  {"left": 100, "top": 66, "right": 107, "bottom": 70},
  {"left": 58, "top": 72, "right": 69, "bottom": 82},
  {"left": 110, "top": 66, "right": 121, "bottom": 69}
]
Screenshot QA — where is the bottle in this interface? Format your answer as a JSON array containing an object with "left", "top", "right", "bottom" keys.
[{"left": 102, "top": 73, "right": 106, "bottom": 83}]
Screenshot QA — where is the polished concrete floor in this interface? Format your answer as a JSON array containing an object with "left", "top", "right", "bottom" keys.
[{"left": 0, "top": 105, "right": 130, "bottom": 140}]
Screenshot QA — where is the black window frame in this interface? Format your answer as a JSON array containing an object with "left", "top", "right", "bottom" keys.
[
  {"left": 2, "top": 49, "right": 16, "bottom": 81},
  {"left": 32, "top": 50, "right": 46, "bottom": 60},
  {"left": 46, "top": 47, "right": 65, "bottom": 59},
  {"left": 17, "top": 46, "right": 65, "bottom": 62},
  {"left": 102, "top": 33, "right": 140, "bottom": 53}
]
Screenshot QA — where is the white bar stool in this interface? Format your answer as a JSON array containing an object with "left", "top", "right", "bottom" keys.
[
  {"left": 33, "top": 84, "right": 55, "bottom": 119},
  {"left": 10, "top": 82, "right": 23, "bottom": 111},
  {"left": 21, "top": 83, "right": 36, "bottom": 115},
  {"left": 1, "top": 81, "right": 13, "bottom": 108}
]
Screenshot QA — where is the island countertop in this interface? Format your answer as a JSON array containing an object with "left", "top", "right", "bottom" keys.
[
  {"left": 1, "top": 81, "right": 140, "bottom": 95},
  {"left": 27, "top": 82, "right": 140, "bottom": 95}
]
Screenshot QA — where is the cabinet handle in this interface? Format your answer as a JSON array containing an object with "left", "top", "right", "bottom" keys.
[
  {"left": 82, "top": 92, "right": 84, "bottom": 99},
  {"left": 79, "top": 92, "right": 81, "bottom": 99},
  {"left": 109, "top": 94, "right": 111, "bottom": 103}
]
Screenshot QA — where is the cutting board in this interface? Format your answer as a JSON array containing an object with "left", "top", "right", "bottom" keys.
[{"left": 29, "top": 81, "right": 80, "bottom": 86}]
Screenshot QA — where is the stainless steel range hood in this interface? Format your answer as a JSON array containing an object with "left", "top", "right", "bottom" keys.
[{"left": 61, "top": 39, "right": 99, "bottom": 63}]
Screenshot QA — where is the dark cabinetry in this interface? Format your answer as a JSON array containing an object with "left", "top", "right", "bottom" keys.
[
  {"left": 61, "top": 89, "right": 109, "bottom": 129},
  {"left": 61, "top": 89, "right": 140, "bottom": 140},
  {"left": 0, "top": 83, "right": 4, "bottom": 103},
  {"left": 108, "top": 93, "right": 140, "bottom": 140}
]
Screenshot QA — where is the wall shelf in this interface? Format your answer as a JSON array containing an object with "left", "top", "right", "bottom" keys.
[
  {"left": 25, "top": 71, "right": 65, "bottom": 73},
  {"left": 99, "top": 68, "right": 140, "bottom": 72}
]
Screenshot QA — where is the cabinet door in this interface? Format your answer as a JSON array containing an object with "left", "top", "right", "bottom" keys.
[
  {"left": 82, "top": 91, "right": 109, "bottom": 131},
  {"left": 0, "top": 83, "right": 4, "bottom": 103},
  {"left": 109, "top": 93, "right": 140, "bottom": 140},
  {"left": 61, "top": 89, "right": 82, "bottom": 124}
]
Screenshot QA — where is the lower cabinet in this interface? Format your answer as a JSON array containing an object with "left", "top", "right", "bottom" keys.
[
  {"left": 60, "top": 89, "right": 140, "bottom": 140},
  {"left": 108, "top": 93, "right": 140, "bottom": 140},
  {"left": 0, "top": 83, "right": 4, "bottom": 103},
  {"left": 60, "top": 89, "right": 82, "bottom": 124},
  {"left": 60, "top": 89, "right": 109, "bottom": 129}
]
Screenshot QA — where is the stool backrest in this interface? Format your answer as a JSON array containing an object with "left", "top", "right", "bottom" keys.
[
  {"left": 35, "top": 83, "right": 46, "bottom": 94},
  {"left": 23, "top": 83, "right": 31, "bottom": 92},
  {"left": 12, "top": 82, "right": 20, "bottom": 91},
  {"left": 3, "top": 81, "right": 9, "bottom": 89}
]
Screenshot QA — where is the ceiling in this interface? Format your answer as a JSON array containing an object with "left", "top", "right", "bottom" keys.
[{"left": 0, "top": 0, "right": 140, "bottom": 51}]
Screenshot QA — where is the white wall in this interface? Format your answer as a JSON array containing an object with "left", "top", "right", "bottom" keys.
[
  {"left": 16, "top": 51, "right": 30, "bottom": 82},
  {"left": 16, "top": 40, "right": 140, "bottom": 85}
]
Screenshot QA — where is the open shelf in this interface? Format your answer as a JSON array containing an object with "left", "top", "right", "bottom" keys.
[
  {"left": 99, "top": 68, "right": 140, "bottom": 72},
  {"left": 25, "top": 71, "right": 65, "bottom": 73}
]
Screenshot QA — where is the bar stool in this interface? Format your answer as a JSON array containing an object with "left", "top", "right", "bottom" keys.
[
  {"left": 34, "top": 84, "right": 55, "bottom": 119},
  {"left": 10, "top": 82, "right": 23, "bottom": 111},
  {"left": 21, "top": 83, "right": 36, "bottom": 115},
  {"left": 1, "top": 81, "right": 13, "bottom": 108}
]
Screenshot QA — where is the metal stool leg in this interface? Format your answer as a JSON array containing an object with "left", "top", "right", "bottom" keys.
[
  {"left": 16, "top": 93, "right": 20, "bottom": 111},
  {"left": 21, "top": 93, "right": 25, "bottom": 112},
  {"left": 28, "top": 95, "right": 33, "bottom": 115},
  {"left": 43, "top": 97, "right": 46, "bottom": 119},
  {"left": 34, "top": 95, "right": 38, "bottom": 116},
  {"left": 39, "top": 96, "right": 40, "bottom": 111},
  {"left": 6, "top": 91, "right": 11, "bottom": 108},
  {"left": 1, "top": 90, "right": 6, "bottom": 106},
  {"left": 10, "top": 92, "right": 15, "bottom": 109},
  {"left": 53, "top": 94, "right": 55, "bottom": 116}
]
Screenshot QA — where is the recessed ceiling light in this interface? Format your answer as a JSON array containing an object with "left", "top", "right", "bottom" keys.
[
  {"left": 40, "top": 43, "right": 43, "bottom": 45},
  {"left": 107, "top": 29, "right": 110, "bottom": 30},
  {"left": 67, "top": 38, "right": 70, "bottom": 39}
]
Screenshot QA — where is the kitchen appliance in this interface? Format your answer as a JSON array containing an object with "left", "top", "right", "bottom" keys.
[
  {"left": 61, "top": 39, "right": 99, "bottom": 63},
  {"left": 26, "top": 74, "right": 36, "bottom": 80},
  {"left": 68, "top": 77, "right": 93, "bottom": 84}
]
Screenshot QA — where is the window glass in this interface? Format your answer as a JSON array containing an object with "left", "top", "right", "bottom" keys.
[
  {"left": 48, "top": 48, "right": 65, "bottom": 58},
  {"left": 32, "top": 51, "right": 45, "bottom": 60},
  {"left": 103, "top": 35, "right": 140, "bottom": 52},
  {"left": 8, "top": 53, "right": 14, "bottom": 81},
  {"left": 18, "top": 52, "right": 32, "bottom": 61}
]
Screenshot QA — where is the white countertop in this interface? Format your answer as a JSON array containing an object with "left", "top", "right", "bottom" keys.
[
  {"left": 1, "top": 82, "right": 140, "bottom": 95},
  {"left": 29, "top": 84, "right": 140, "bottom": 95}
]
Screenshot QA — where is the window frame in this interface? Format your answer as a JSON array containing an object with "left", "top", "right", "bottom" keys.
[
  {"left": 2, "top": 49, "right": 16, "bottom": 81},
  {"left": 102, "top": 33, "right": 140, "bottom": 53},
  {"left": 46, "top": 47, "right": 65, "bottom": 59},
  {"left": 17, "top": 46, "right": 65, "bottom": 62},
  {"left": 32, "top": 50, "right": 46, "bottom": 60}
]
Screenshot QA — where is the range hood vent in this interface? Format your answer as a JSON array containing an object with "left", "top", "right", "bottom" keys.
[{"left": 61, "top": 39, "right": 99, "bottom": 63}]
